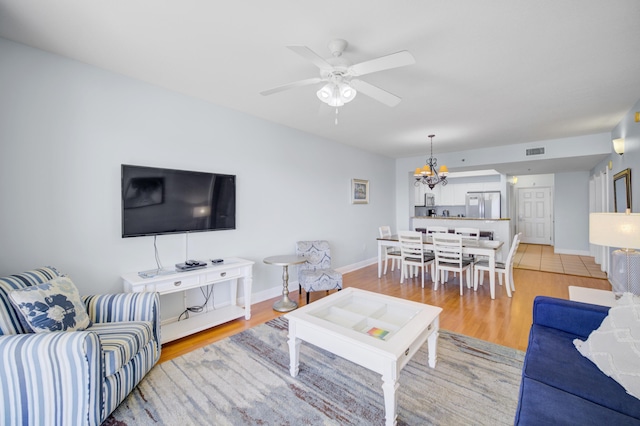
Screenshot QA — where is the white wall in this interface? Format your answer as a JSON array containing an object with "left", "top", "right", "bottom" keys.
[
  {"left": 0, "top": 38, "right": 396, "bottom": 302},
  {"left": 554, "top": 171, "right": 590, "bottom": 254},
  {"left": 607, "top": 98, "right": 640, "bottom": 213},
  {"left": 512, "top": 174, "right": 555, "bottom": 188}
]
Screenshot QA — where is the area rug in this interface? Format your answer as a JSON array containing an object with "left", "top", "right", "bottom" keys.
[{"left": 106, "top": 317, "right": 524, "bottom": 425}]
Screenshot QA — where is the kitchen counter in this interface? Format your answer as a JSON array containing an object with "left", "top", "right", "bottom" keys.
[{"left": 410, "top": 217, "right": 512, "bottom": 259}]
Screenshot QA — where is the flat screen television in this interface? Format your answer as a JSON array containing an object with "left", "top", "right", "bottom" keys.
[{"left": 121, "top": 164, "right": 236, "bottom": 237}]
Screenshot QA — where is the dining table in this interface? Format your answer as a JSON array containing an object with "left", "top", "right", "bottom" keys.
[{"left": 377, "top": 234, "right": 505, "bottom": 299}]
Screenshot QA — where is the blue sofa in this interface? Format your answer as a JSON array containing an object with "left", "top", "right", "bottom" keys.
[{"left": 515, "top": 296, "right": 640, "bottom": 425}]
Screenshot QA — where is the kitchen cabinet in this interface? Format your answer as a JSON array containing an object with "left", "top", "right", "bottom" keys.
[
  {"left": 429, "top": 184, "right": 440, "bottom": 202},
  {"left": 435, "top": 182, "right": 468, "bottom": 206},
  {"left": 465, "top": 182, "right": 484, "bottom": 193},
  {"left": 428, "top": 176, "right": 502, "bottom": 207},
  {"left": 415, "top": 183, "right": 434, "bottom": 206},
  {"left": 415, "top": 184, "right": 438, "bottom": 206},
  {"left": 439, "top": 184, "right": 455, "bottom": 205},
  {"left": 452, "top": 186, "right": 464, "bottom": 206}
]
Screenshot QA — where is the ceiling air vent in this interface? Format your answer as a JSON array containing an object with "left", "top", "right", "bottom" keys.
[{"left": 526, "top": 147, "right": 545, "bottom": 156}]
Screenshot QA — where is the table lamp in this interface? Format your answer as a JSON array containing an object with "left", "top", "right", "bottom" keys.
[{"left": 589, "top": 210, "right": 640, "bottom": 295}]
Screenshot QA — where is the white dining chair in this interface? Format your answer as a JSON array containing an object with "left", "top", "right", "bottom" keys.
[
  {"left": 399, "top": 231, "right": 435, "bottom": 288},
  {"left": 455, "top": 227, "right": 480, "bottom": 263},
  {"left": 379, "top": 226, "right": 402, "bottom": 275},
  {"left": 474, "top": 233, "right": 521, "bottom": 297},
  {"left": 425, "top": 226, "right": 447, "bottom": 259},
  {"left": 432, "top": 233, "right": 474, "bottom": 296}
]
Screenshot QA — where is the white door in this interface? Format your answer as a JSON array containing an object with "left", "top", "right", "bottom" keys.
[{"left": 517, "top": 187, "right": 552, "bottom": 244}]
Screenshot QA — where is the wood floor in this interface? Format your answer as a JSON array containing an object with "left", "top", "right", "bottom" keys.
[{"left": 159, "top": 261, "right": 610, "bottom": 363}]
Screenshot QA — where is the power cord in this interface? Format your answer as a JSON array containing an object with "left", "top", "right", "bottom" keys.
[
  {"left": 178, "top": 284, "right": 215, "bottom": 321},
  {"left": 154, "top": 235, "right": 163, "bottom": 270}
]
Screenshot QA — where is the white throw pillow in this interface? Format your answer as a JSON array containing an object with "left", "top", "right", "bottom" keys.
[
  {"left": 573, "top": 292, "right": 640, "bottom": 400},
  {"left": 9, "top": 276, "right": 92, "bottom": 333}
]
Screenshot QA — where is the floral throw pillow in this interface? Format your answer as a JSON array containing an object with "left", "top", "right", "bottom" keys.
[{"left": 9, "top": 276, "right": 92, "bottom": 333}]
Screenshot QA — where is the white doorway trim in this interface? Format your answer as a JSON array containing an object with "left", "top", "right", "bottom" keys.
[
  {"left": 590, "top": 167, "right": 610, "bottom": 273},
  {"left": 516, "top": 186, "right": 553, "bottom": 245}
]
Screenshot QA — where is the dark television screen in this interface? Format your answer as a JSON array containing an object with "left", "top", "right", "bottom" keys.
[{"left": 122, "top": 164, "right": 236, "bottom": 237}]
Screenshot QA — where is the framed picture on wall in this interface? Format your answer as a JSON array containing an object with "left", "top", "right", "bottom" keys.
[
  {"left": 613, "top": 168, "right": 632, "bottom": 212},
  {"left": 351, "top": 179, "right": 369, "bottom": 204}
]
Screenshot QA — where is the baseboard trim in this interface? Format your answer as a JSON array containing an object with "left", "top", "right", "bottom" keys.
[
  {"left": 336, "top": 257, "right": 377, "bottom": 274},
  {"left": 251, "top": 286, "right": 287, "bottom": 304},
  {"left": 553, "top": 248, "right": 591, "bottom": 256}
]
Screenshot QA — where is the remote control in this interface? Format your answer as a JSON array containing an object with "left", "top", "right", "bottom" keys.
[{"left": 211, "top": 259, "right": 224, "bottom": 264}]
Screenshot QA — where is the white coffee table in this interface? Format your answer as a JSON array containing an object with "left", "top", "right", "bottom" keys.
[
  {"left": 568, "top": 286, "right": 616, "bottom": 307},
  {"left": 285, "top": 287, "right": 442, "bottom": 426}
]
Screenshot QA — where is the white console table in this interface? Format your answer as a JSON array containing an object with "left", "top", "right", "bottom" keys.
[
  {"left": 122, "top": 257, "right": 254, "bottom": 343},
  {"left": 568, "top": 286, "right": 616, "bottom": 307}
]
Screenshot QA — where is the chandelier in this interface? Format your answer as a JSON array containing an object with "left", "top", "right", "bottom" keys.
[{"left": 414, "top": 134, "right": 449, "bottom": 189}]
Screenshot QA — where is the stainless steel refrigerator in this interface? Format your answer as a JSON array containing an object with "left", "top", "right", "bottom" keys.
[{"left": 465, "top": 191, "right": 501, "bottom": 219}]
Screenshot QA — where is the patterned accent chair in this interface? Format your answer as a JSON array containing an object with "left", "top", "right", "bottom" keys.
[
  {"left": 0, "top": 267, "right": 161, "bottom": 426},
  {"left": 296, "top": 240, "right": 343, "bottom": 304}
]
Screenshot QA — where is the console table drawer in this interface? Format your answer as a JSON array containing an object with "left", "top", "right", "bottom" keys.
[
  {"left": 153, "top": 276, "right": 201, "bottom": 293},
  {"left": 205, "top": 270, "right": 240, "bottom": 283}
]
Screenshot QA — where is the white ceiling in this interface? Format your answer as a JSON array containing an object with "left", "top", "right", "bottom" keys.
[{"left": 1, "top": 1, "right": 639, "bottom": 169}]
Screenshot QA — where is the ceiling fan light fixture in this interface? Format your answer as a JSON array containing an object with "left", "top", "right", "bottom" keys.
[
  {"left": 261, "top": 39, "right": 415, "bottom": 117},
  {"left": 340, "top": 83, "right": 357, "bottom": 103},
  {"left": 326, "top": 93, "right": 345, "bottom": 107},
  {"left": 317, "top": 82, "right": 356, "bottom": 107},
  {"left": 316, "top": 84, "right": 334, "bottom": 101}
]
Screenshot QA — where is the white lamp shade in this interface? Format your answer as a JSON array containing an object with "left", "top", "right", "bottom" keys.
[
  {"left": 613, "top": 138, "right": 625, "bottom": 155},
  {"left": 326, "top": 96, "right": 344, "bottom": 107},
  {"left": 589, "top": 212, "right": 640, "bottom": 249},
  {"left": 339, "top": 83, "right": 357, "bottom": 103},
  {"left": 316, "top": 84, "right": 334, "bottom": 101}
]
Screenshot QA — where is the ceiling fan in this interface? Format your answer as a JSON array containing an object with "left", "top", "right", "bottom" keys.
[{"left": 260, "top": 39, "right": 415, "bottom": 108}]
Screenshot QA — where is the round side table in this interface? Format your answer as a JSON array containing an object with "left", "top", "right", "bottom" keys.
[{"left": 264, "top": 255, "right": 307, "bottom": 312}]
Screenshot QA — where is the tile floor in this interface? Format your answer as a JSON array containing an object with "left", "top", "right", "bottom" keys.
[{"left": 514, "top": 244, "right": 608, "bottom": 279}]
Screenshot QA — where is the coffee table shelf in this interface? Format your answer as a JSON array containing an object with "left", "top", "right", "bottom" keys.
[
  {"left": 286, "top": 288, "right": 442, "bottom": 426},
  {"left": 310, "top": 297, "right": 420, "bottom": 341}
]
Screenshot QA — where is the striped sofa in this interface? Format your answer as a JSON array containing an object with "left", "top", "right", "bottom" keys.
[{"left": 0, "top": 267, "right": 161, "bottom": 426}]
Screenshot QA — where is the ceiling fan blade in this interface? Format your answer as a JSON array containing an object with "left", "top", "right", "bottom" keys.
[
  {"left": 260, "top": 77, "right": 323, "bottom": 96},
  {"left": 348, "top": 51, "right": 415, "bottom": 77},
  {"left": 287, "top": 45, "right": 333, "bottom": 70},
  {"left": 351, "top": 79, "right": 402, "bottom": 107}
]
